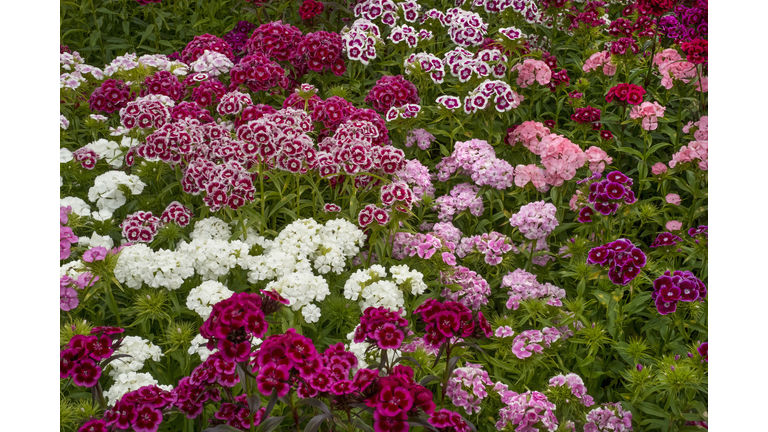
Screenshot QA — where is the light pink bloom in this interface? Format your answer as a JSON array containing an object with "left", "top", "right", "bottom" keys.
[
  {"left": 511, "top": 59, "right": 551, "bottom": 88},
  {"left": 665, "top": 193, "right": 681, "bottom": 205},
  {"left": 666, "top": 220, "right": 683, "bottom": 231},
  {"left": 651, "top": 162, "right": 668, "bottom": 175},
  {"left": 584, "top": 146, "right": 612, "bottom": 174},
  {"left": 582, "top": 51, "right": 616, "bottom": 76}
]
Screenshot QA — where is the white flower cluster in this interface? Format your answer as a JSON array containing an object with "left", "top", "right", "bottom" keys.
[
  {"left": 244, "top": 218, "right": 366, "bottom": 323},
  {"left": 88, "top": 172, "right": 146, "bottom": 221},
  {"left": 78, "top": 232, "right": 114, "bottom": 250},
  {"left": 186, "top": 280, "right": 234, "bottom": 320},
  {"left": 343, "top": 264, "right": 427, "bottom": 311},
  {"left": 84, "top": 139, "right": 125, "bottom": 168},
  {"left": 190, "top": 50, "right": 234, "bottom": 77},
  {"left": 137, "top": 54, "right": 188, "bottom": 76},
  {"left": 60, "top": 260, "right": 84, "bottom": 278},
  {"left": 177, "top": 238, "right": 251, "bottom": 281},
  {"left": 61, "top": 197, "right": 92, "bottom": 217},
  {"left": 114, "top": 244, "right": 195, "bottom": 290},
  {"left": 108, "top": 335, "right": 163, "bottom": 377},
  {"left": 190, "top": 217, "right": 232, "bottom": 241},
  {"left": 104, "top": 372, "right": 173, "bottom": 406}
]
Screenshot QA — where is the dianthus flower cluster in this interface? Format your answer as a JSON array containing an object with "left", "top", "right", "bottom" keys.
[
  {"left": 182, "top": 33, "right": 234, "bottom": 64},
  {"left": 511, "top": 327, "right": 566, "bottom": 359},
  {"left": 443, "top": 47, "right": 507, "bottom": 83},
  {"left": 89, "top": 79, "right": 135, "bottom": 113},
  {"left": 354, "top": 306, "right": 409, "bottom": 350},
  {"left": 463, "top": 79, "right": 523, "bottom": 114},
  {"left": 185, "top": 280, "right": 235, "bottom": 320},
  {"left": 456, "top": 231, "right": 515, "bottom": 266},
  {"left": 658, "top": 3, "right": 708, "bottom": 42},
  {"left": 511, "top": 59, "right": 552, "bottom": 88},
  {"left": 344, "top": 264, "right": 427, "bottom": 311},
  {"left": 587, "top": 238, "right": 647, "bottom": 286},
  {"left": 428, "top": 409, "right": 472, "bottom": 432},
  {"left": 651, "top": 270, "right": 707, "bottom": 315},
  {"left": 404, "top": 52, "right": 445, "bottom": 84},
  {"left": 584, "top": 402, "right": 634, "bottom": 432},
  {"left": 141, "top": 70, "right": 185, "bottom": 101},
  {"left": 187, "top": 77, "right": 228, "bottom": 108},
  {"left": 160, "top": 201, "right": 193, "bottom": 227},
  {"left": 366, "top": 75, "right": 419, "bottom": 114},
  {"left": 60, "top": 207, "right": 78, "bottom": 261},
  {"left": 229, "top": 53, "right": 289, "bottom": 93},
  {"left": 650, "top": 231, "right": 682, "bottom": 248},
  {"left": 446, "top": 363, "right": 494, "bottom": 414},
  {"left": 364, "top": 365, "right": 436, "bottom": 432},
  {"left": 340, "top": 19, "right": 382, "bottom": 65},
  {"left": 404, "top": 128, "right": 435, "bottom": 151},
  {"left": 548, "top": 373, "right": 595, "bottom": 407},
  {"left": 189, "top": 50, "right": 234, "bottom": 77},
  {"left": 223, "top": 21, "right": 257, "bottom": 60},
  {"left": 245, "top": 21, "right": 304, "bottom": 63},
  {"left": 579, "top": 171, "right": 636, "bottom": 222},
  {"left": 389, "top": 24, "right": 421, "bottom": 48},
  {"left": 61, "top": 332, "right": 119, "bottom": 387},
  {"left": 436, "top": 138, "right": 514, "bottom": 189},
  {"left": 509, "top": 201, "right": 559, "bottom": 241},
  {"left": 172, "top": 101, "right": 214, "bottom": 123},
  {"left": 669, "top": 140, "right": 708, "bottom": 171},
  {"left": 433, "top": 183, "right": 483, "bottom": 222},
  {"left": 104, "top": 385, "right": 175, "bottom": 432},
  {"left": 585, "top": 146, "right": 613, "bottom": 175},
  {"left": 496, "top": 391, "right": 559, "bottom": 431},
  {"left": 683, "top": 115, "right": 708, "bottom": 140},
  {"left": 385, "top": 103, "right": 421, "bottom": 121},
  {"left": 88, "top": 171, "right": 146, "bottom": 220},
  {"left": 629, "top": 101, "right": 666, "bottom": 131},
  {"left": 572, "top": 106, "right": 602, "bottom": 130},
  {"left": 299, "top": 0, "right": 324, "bottom": 19},
  {"left": 354, "top": 0, "right": 398, "bottom": 26},
  {"left": 549, "top": 68, "right": 570, "bottom": 91},
  {"left": 71, "top": 146, "right": 100, "bottom": 169},
  {"left": 380, "top": 180, "right": 416, "bottom": 213},
  {"left": 119, "top": 95, "right": 172, "bottom": 130},
  {"left": 538, "top": 134, "right": 588, "bottom": 187},
  {"left": 392, "top": 232, "right": 447, "bottom": 261},
  {"left": 415, "top": 298, "right": 491, "bottom": 348},
  {"left": 435, "top": 95, "right": 462, "bottom": 111},
  {"left": 199, "top": 292, "right": 272, "bottom": 362},
  {"left": 606, "top": 83, "right": 646, "bottom": 105},
  {"left": 213, "top": 394, "right": 266, "bottom": 430},
  {"left": 608, "top": 37, "right": 640, "bottom": 56},
  {"left": 250, "top": 328, "right": 320, "bottom": 397},
  {"left": 444, "top": 8, "right": 488, "bottom": 47},
  {"left": 121, "top": 211, "right": 162, "bottom": 243},
  {"left": 502, "top": 269, "right": 565, "bottom": 310},
  {"left": 297, "top": 31, "right": 345, "bottom": 75},
  {"left": 441, "top": 266, "right": 491, "bottom": 311},
  {"left": 653, "top": 48, "right": 698, "bottom": 90},
  {"left": 582, "top": 51, "right": 617, "bottom": 76}
]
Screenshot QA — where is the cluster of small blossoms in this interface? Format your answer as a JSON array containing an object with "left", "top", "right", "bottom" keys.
[
  {"left": 186, "top": 280, "right": 235, "bottom": 320},
  {"left": 443, "top": 48, "right": 507, "bottom": 83},
  {"left": 189, "top": 50, "right": 234, "bottom": 77},
  {"left": 511, "top": 59, "right": 552, "bottom": 88},
  {"left": 71, "top": 146, "right": 101, "bottom": 170},
  {"left": 88, "top": 171, "right": 146, "bottom": 220},
  {"left": 436, "top": 95, "right": 462, "bottom": 111},
  {"left": 121, "top": 211, "right": 162, "bottom": 243},
  {"left": 394, "top": 159, "right": 436, "bottom": 205},
  {"left": 186, "top": 78, "right": 227, "bottom": 108},
  {"left": 440, "top": 266, "right": 491, "bottom": 311},
  {"left": 181, "top": 33, "right": 234, "bottom": 64},
  {"left": 358, "top": 204, "right": 391, "bottom": 227},
  {"left": 433, "top": 183, "right": 484, "bottom": 222},
  {"left": 60, "top": 331, "right": 119, "bottom": 388},
  {"left": 446, "top": 363, "right": 494, "bottom": 414},
  {"left": 509, "top": 201, "right": 559, "bottom": 242},
  {"left": 548, "top": 373, "right": 595, "bottom": 407},
  {"left": 297, "top": 31, "right": 346, "bottom": 75},
  {"left": 363, "top": 365, "right": 437, "bottom": 432},
  {"left": 653, "top": 48, "right": 700, "bottom": 91},
  {"left": 427, "top": 409, "right": 472, "bottom": 432},
  {"left": 60, "top": 207, "right": 78, "bottom": 261},
  {"left": 385, "top": 103, "right": 421, "bottom": 121},
  {"left": 583, "top": 51, "right": 617, "bottom": 76},
  {"left": 414, "top": 298, "right": 492, "bottom": 348},
  {"left": 584, "top": 402, "right": 634, "bottom": 432},
  {"left": 388, "top": 24, "right": 420, "bottom": 48},
  {"left": 506, "top": 123, "right": 588, "bottom": 189},
  {"left": 366, "top": 75, "right": 419, "bottom": 114},
  {"left": 579, "top": 171, "right": 636, "bottom": 222},
  {"left": 436, "top": 139, "right": 514, "bottom": 189},
  {"left": 455, "top": 231, "right": 516, "bottom": 266},
  {"left": 669, "top": 140, "right": 708, "bottom": 171},
  {"left": 511, "top": 328, "right": 564, "bottom": 359},
  {"left": 354, "top": 0, "right": 399, "bottom": 26},
  {"left": 235, "top": 107, "right": 315, "bottom": 171},
  {"left": 103, "top": 385, "right": 175, "bottom": 432},
  {"left": 299, "top": 0, "right": 324, "bottom": 19},
  {"left": 502, "top": 269, "right": 566, "bottom": 310},
  {"left": 506, "top": 121, "right": 551, "bottom": 151},
  {"left": 340, "top": 19, "right": 382, "bottom": 65},
  {"left": 683, "top": 115, "right": 708, "bottom": 140},
  {"left": 404, "top": 52, "right": 445, "bottom": 84},
  {"left": 89, "top": 79, "right": 135, "bottom": 113},
  {"left": 119, "top": 95, "right": 173, "bottom": 130},
  {"left": 171, "top": 351, "right": 238, "bottom": 421},
  {"left": 585, "top": 146, "right": 613, "bottom": 174},
  {"left": 463, "top": 80, "right": 523, "bottom": 114},
  {"left": 630, "top": 101, "right": 666, "bottom": 131},
  {"left": 141, "top": 70, "right": 185, "bottom": 101},
  {"left": 444, "top": 8, "right": 488, "bottom": 47},
  {"left": 223, "top": 21, "right": 257, "bottom": 60},
  {"left": 245, "top": 21, "right": 303, "bottom": 63},
  {"left": 229, "top": 53, "right": 289, "bottom": 93},
  {"left": 652, "top": 270, "right": 707, "bottom": 315},
  {"left": 354, "top": 306, "right": 409, "bottom": 350},
  {"left": 572, "top": 106, "right": 602, "bottom": 130},
  {"left": 391, "top": 232, "right": 447, "bottom": 261},
  {"left": 606, "top": 83, "right": 647, "bottom": 105},
  {"left": 104, "top": 335, "right": 165, "bottom": 404},
  {"left": 160, "top": 201, "right": 193, "bottom": 227},
  {"left": 496, "top": 391, "right": 559, "bottom": 431},
  {"left": 404, "top": 128, "right": 436, "bottom": 151},
  {"left": 104, "top": 371, "right": 171, "bottom": 409},
  {"left": 587, "top": 238, "right": 647, "bottom": 286},
  {"left": 250, "top": 328, "right": 319, "bottom": 398},
  {"left": 380, "top": 180, "right": 416, "bottom": 213},
  {"left": 199, "top": 292, "right": 271, "bottom": 362},
  {"left": 344, "top": 264, "right": 427, "bottom": 311}
]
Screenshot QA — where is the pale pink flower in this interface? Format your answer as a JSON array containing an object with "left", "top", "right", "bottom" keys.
[
  {"left": 584, "top": 146, "right": 613, "bottom": 174},
  {"left": 666, "top": 220, "right": 683, "bottom": 231},
  {"left": 514, "top": 164, "right": 549, "bottom": 192},
  {"left": 511, "top": 59, "right": 551, "bottom": 88},
  {"left": 665, "top": 193, "right": 681, "bottom": 205},
  {"left": 651, "top": 162, "right": 668, "bottom": 175},
  {"left": 582, "top": 51, "right": 616, "bottom": 76},
  {"left": 629, "top": 102, "right": 666, "bottom": 131},
  {"left": 506, "top": 121, "right": 550, "bottom": 151}
]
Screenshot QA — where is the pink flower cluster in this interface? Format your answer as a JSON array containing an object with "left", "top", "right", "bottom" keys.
[
  {"left": 414, "top": 299, "right": 491, "bottom": 348},
  {"left": 502, "top": 269, "right": 566, "bottom": 310},
  {"left": 182, "top": 33, "right": 234, "bottom": 64},
  {"left": 584, "top": 402, "right": 634, "bottom": 432},
  {"left": 433, "top": 183, "right": 484, "bottom": 222},
  {"left": 172, "top": 356, "right": 230, "bottom": 419},
  {"left": 60, "top": 207, "right": 78, "bottom": 260},
  {"left": 72, "top": 147, "right": 101, "bottom": 169},
  {"left": 245, "top": 21, "right": 304, "bottom": 63},
  {"left": 585, "top": 146, "right": 613, "bottom": 174},
  {"left": 446, "top": 363, "right": 494, "bottom": 414},
  {"left": 587, "top": 239, "right": 647, "bottom": 286},
  {"left": 89, "top": 79, "right": 135, "bottom": 113},
  {"left": 213, "top": 394, "right": 265, "bottom": 430},
  {"left": 506, "top": 121, "right": 551, "bottom": 150},
  {"left": 297, "top": 31, "right": 345, "bottom": 75},
  {"left": 509, "top": 200, "right": 559, "bottom": 241},
  {"left": 229, "top": 53, "right": 289, "bottom": 93},
  {"left": 252, "top": 328, "right": 320, "bottom": 397},
  {"left": 160, "top": 201, "right": 193, "bottom": 227},
  {"left": 188, "top": 78, "right": 227, "bottom": 108},
  {"left": 548, "top": 373, "right": 595, "bottom": 406},
  {"left": 120, "top": 96, "right": 172, "bottom": 130},
  {"left": 354, "top": 306, "right": 409, "bottom": 350},
  {"left": 236, "top": 107, "right": 315, "bottom": 170},
  {"left": 438, "top": 139, "right": 515, "bottom": 189},
  {"left": 121, "top": 211, "right": 162, "bottom": 243},
  {"left": 652, "top": 270, "right": 707, "bottom": 315},
  {"left": 496, "top": 391, "right": 559, "bottom": 431},
  {"left": 299, "top": 0, "right": 324, "bottom": 19},
  {"left": 629, "top": 101, "right": 666, "bottom": 131},
  {"left": 650, "top": 232, "right": 682, "bottom": 248},
  {"left": 511, "top": 59, "right": 552, "bottom": 88},
  {"left": 683, "top": 115, "right": 708, "bottom": 140},
  {"left": 365, "top": 75, "right": 420, "bottom": 114},
  {"left": 392, "top": 232, "right": 446, "bottom": 260},
  {"left": 395, "top": 159, "right": 434, "bottom": 202},
  {"left": 173, "top": 101, "right": 215, "bottom": 123},
  {"left": 61, "top": 331, "right": 119, "bottom": 387},
  {"left": 456, "top": 232, "right": 516, "bottom": 266},
  {"left": 582, "top": 51, "right": 617, "bottom": 76},
  {"left": 404, "top": 128, "right": 435, "bottom": 150},
  {"left": 200, "top": 292, "right": 271, "bottom": 363},
  {"left": 511, "top": 328, "right": 564, "bottom": 359},
  {"left": 440, "top": 266, "right": 491, "bottom": 310},
  {"left": 428, "top": 409, "right": 471, "bottom": 432},
  {"left": 538, "top": 134, "right": 588, "bottom": 187},
  {"left": 669, "top": 140, "right": 708, "bottom": 170},
  {"left": 106, "top": 385, "right": 175, "bottom": 432}
]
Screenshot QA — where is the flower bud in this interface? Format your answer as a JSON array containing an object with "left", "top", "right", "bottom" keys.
[
  {"left": 675, "top": 355, "right": 680, "bottom": 361},
  {"left": 636, "top": 364, "right": 643, "bottom": 371},
  {"left": 688, "top": 352, "right": 694, "bottom": 358},
  {"left": 670, "top": 366, "right": 675, "bottom": 371}
]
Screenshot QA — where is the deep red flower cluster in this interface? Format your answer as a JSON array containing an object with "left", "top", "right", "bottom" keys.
[
  {"left": 364, "top": 365, "right": 436, "bottom": 432},
  {"left": 200, "top": 292, "right": 270, "bottom": 363},
  {"left": 297, "top": 31, "right": 345, "bottom": 75},
  {"left": 105, "top": 385, "right": 174, "bottom": 432},
  {"left": 172, "top": 374, "right": 224, "bottom": 419},
  {"left": 136, "top": 118, "right": 203, "bottom": 164},
  {"left": 587, "top": 238, "right": 647, "bottom": 286},
  {"left": 60, "top": 332, "right": 118, "bottom": 387},
  {"left": 89, "top": 79, "right": 135, "bottom": 113},
  {"left": 608, "top": 37, "right": 640, "bottom": 56},
  {"left": 171, "top": 101, "right": 214, "bottom": 123},
  {"left": 365, "top": 75, "right": 420, "bottom": 114},
  {"left": 429, "top": 409, "right": 472, "bottom": 432},
  {"left": 160, "top": 201, "right": 193, "bottom": 227},
  {"left": 121, "top": 210, "right": 162, "bottom": 243},
  {"left": 223, "top": 21, "right": 257, "bottom": 60},
  {"left": 548, "top": 68, "right": 570, "bottom": 91},
  {"left": 252, "top": 328, "right": 320, "bottom": 397},
  {"left": 381, "top": 180, "right": 415, "bottom": 213},
  {"left": 312, "top": 95, "right": 357, "bottom": 129},
  {"left": 120, "top": 97, "right": 172, "bottom": 130},
  {"left": 414, "top": 299, "right": 491, "bottom": 348},
  {"left": 681, "top": 38, "right": 708, "bottom": 64},
  {"left": 299, "top": 0, "right": 324, "bottom": 20},
  {"left": 245, "top": 21, "right": 304, "bottom": 63},
  {"left": 229, "top": 53, "right": 289, "bottom": 93},
  {"left": 354, "top": 307, "right": 409, "bottom": 350},
  {"left": 181, "top": 33, "right": 234, "bottom": 64},
  {"left": 605, "top": 83, "right": 646, "bottom": 105},
  {"left": 214, "top": 395, "right": 266, "bottom": 430},
  {"left": 140, "top": 71, "right": 185, "bottom": 101},
  {"left": 189, "top": 78, "right": 227, "bottom": 107},
  {"left": 637, "top": 0, "right": 676, "bottom": 16},
  {"left": 236, "top": 103, "right": 277, "bottom": 128},
  {"left": 571, "top": 106, "right": 601, "bottom": 130}
]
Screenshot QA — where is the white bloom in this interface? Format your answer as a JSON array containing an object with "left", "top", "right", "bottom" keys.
[
  {"left": 60, "top": 115, "right": 70, "bottom": 130},
  {"left": 104, "top": 372, "right": 163, "bottom": 406},
  {"left": 78, "top": 232, "right": 114, "bottom": 250},
  {"left": 190, "top": 50, "right": 234, "bottom": 77},
  {"left": 190, "top": 217, "right": 232, "bottom": 241},
  {"left": 88, "top": 172, "right": 146, "bottom": 220},
  {"left": 302, "top": 303, "right": 322, "bottom": 323},
  {"left": 189, "top": 334, "right": 214, "bottom": 361},
  {"left": 60, "top": 148, "right": 73, "bottom": 163},
  {"left": 114, "top": 244, "right": 154, "bottom": 289},
  {"left": 186, "top": 281, "right": 234, "bottom": 320},
  {"left": 60, "top": 260, "right": 83, "bottom": 278},
  {"left": 85, "top": 138, "right": 125, "bottom": 168},
  {"left": 108, "top": 336, "right": 163, "bottom": 377}
]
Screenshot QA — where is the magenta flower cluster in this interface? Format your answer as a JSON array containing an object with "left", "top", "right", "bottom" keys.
[
  {"left": 414, "top": 299, "right": 491, "bottom": 348},
  {"left": 587, "top": 239, "right": 647, "bottom": 286},
  {"left": 495, "top": 390, "right": 559, "bottom": 431},
  {"left": 365, "top": 75, "right": 420, "bottom": 114},
  {"left": 61, "top": 330, "right": 120, "bottom": 388},
  {"left": 579, "top": 171, "right": 637, "bottom": 222},
  {"left": 548, "top": 373, "right": 595, "bottom": 407},
  {"left": 121, "top": 211, "right": 162, "bottom": 243},
  {"left": 353, "top": 306, "right": 409, "bottom": 350},
  {"left": 584, "top": 402, "right": 634, "bottom": 432},
  {"left": 652, "top": 270, "right": 707, "bottom": 315},
  {"left": 440, "top": 266, "right": 491, "bottom": 311},
  {"left": 200, "top": 292, "right": 271, "bottom": 363}
]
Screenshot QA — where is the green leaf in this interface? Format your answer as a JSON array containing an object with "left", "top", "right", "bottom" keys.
[{"left": 636, "top": 402, "right": 669, "bottom": 419}]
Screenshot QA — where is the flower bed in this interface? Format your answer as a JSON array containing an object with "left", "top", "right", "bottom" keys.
[{"left": 60, "top": 0, "right": 708, "bottom": 431}]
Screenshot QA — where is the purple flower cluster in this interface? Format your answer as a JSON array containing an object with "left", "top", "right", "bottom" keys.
[
  {"left": 495, "top": 391, "right": 559, "bottom": 431},
  {"left": 456, "top": 232, "right": 516, "bottom": 265},
  {"left": 652, "top": 270, "right": 707, "bottom": 315},
  {"left": 658, "top": 2, "right": 708, "bottom": 42},
  {"left": 548, "top": 373, "right": 595, "bottom": 407},
  {"left": 502, "top": 268, "right": 565, "bottom": 310},
  {"left": 353, "top": 306, "right": 409, "bottom": 350},
  {"left": 223, "top": 21, "right": 257, "bottom": 61},
  {"left": 446, "top": 363, "right": 494, "bottom": 414},
  {"left": 106, "top": 385, "right": 175, "bottom": 432},
  {"left": 436, "top": 139, "right": 515, "bottom": 189},
  {"left": 650, "top": 232, "right": 682, "bottom": 248},
  {"left": 392, "top": 232, "right": 447, "bottom": 260},
  {"left": 60, "top": 331, "right": 120, "bottom": 387},
  {"left": 60, "top": 206, "right": 78, "bottom": 260},
  {"left": 587, "top": 239, "right": 647, "bottom": 286},
  {"left": 511, "top": 327, "right": 565, "bottom": 359},
  {"left": 89, "top": 79, "right": 135, "bottom": 113},
  {"left": 414, "top": 299, "right": 491, "bottom": 348},
  {"left": 440, "top": 266, "right": 491, "bottom": 310},
  {"left": 584, "top": 402, "right": 634, "bottom": 432},
  {"left": 200, "top": 292, "right": 271, "bottom": 363},
  {"left": 433, "top": 183, "right": 484, "bottom": 222},
  {"left": 579, "top": 171, "right": 636, "bottom": 222}
]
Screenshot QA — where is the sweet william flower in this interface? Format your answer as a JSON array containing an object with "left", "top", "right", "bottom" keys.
[
  {"left": 83, "top": 246, "right": 108, "bottom": 262},
  {"left": 666, "top": 193, "right": 681, "bottom": 205},
  {"left": 666, "top": 220, "right": 683, "bottom": 231},
  {"left": 78, "top": 419, "right": 108, "bottom": 432},
  {"left": 72, "top": 358, "right": 102, "bottom": 387},
  {"left": 652, "top": 162, "right": 668, "bottom": 175}
]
